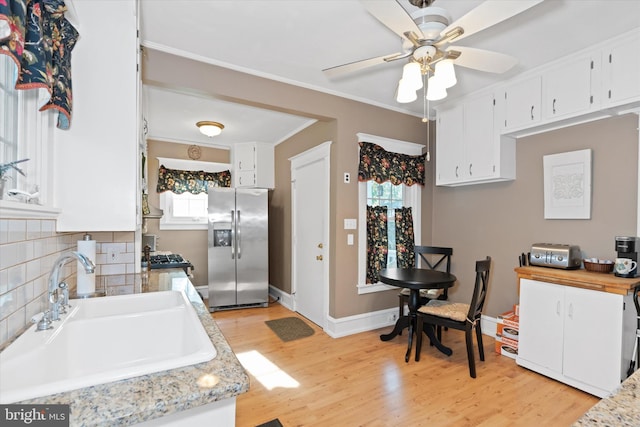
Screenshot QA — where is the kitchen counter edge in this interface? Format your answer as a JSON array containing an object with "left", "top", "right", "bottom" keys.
[{"left": 7, "top": 269, "right": 250, "bottom": 427}]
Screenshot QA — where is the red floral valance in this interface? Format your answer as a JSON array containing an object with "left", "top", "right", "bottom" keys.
[
  {"left": 358, "top": 142, "right": 426, "bottom": 186},
  {"left": 156, "top": 165, "right": 231, "bottom": 194}
]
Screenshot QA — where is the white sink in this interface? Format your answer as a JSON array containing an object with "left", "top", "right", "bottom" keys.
[{"left": 0, "top": 291, "right": 216, "bottom": 403}]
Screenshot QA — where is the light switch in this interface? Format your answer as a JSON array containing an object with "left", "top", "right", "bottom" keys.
[
  {"left": 347, "top": 234, "right": 354, "bottom": 245},
  {"left": 344, "top": 218, "right": 357, "bottom": 229}
]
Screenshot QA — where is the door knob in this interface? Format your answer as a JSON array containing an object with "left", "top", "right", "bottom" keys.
[{"left": 316, "top": 255, "right": 323, "bottom": 261}]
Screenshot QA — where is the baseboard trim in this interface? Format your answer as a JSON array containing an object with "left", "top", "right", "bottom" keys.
[{"left": 266, "top": 288, "right": 500, "bottom": 339}]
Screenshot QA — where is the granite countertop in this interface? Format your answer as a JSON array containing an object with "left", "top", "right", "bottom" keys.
[
  {"left": 7, "top": 269, "right": 249, "bottom": 427},
  {"left": 573, "top": 368, "right": 640, "bottom": 426}
]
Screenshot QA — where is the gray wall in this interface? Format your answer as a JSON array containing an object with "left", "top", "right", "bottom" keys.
[{"left": 432, "top": 114, "right": 638, "bottom": 317}]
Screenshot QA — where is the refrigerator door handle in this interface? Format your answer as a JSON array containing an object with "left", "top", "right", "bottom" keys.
[
  {"left": 231, "top": 210, "right": 236, "bottom": 259},
  {"left": 236, "top": 210, "right": 242, "bottom": 259}
]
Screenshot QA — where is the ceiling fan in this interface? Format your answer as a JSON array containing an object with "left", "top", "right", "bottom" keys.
[{"left": 323, "top": 0, "right": 544, "bottom": 100}]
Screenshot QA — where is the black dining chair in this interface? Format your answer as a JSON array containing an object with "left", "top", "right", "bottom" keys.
[
  {"left": 398, "top": 246, "right": 453, "bottom": 339},
  {"left": 415, "top": 256, "right": 491, "bottom": 378}
]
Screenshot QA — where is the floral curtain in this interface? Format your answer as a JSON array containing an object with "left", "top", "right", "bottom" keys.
[
  {"left": 0, "top": 0, "right": 79, "bottom": 129},
  {"left": 358, "top": 142, "right": 426, "bottom": 186},
  {"left": 156, "top": 165, "right": 232, "bottom": 194},
  {"left": 366, "top": 205, "right": 388, "bottom": 284},
  {"left": 395, "top": 207, "right": 415, "bottom": 269}
]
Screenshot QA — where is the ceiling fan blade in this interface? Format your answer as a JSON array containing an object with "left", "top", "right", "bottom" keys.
[
  {"left": 360, "top": 0, "right": 423, "bottom": 40},
  {"left": 447, "top": 46, "right": 518, "bottom": 73},
  {"left": 323, "top": 52, "right": 409, "bottom": 78},
  {"left": 441, "top": 0, "right": 544, "bottom": 43}
]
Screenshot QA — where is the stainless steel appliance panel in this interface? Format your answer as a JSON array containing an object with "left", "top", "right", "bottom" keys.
[
  {"left": 208, "top": 187, "right": 268, "bottom": 311},
  {"left": 208, "top": 188, "right": 238, "bottom": 307},
  {"left": 235, "top": 189, "right": 269, "bottom": 305}
]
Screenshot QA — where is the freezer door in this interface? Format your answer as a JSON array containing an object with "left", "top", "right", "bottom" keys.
[
  {"left": 235, "top": 188, "right": 269, "bottom": 305},
  {"left": 208, "top": 188, "right": 237, "bottom": 308}
]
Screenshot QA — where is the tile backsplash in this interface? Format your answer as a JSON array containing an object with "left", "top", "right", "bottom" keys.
[{"left": 0, "top": 218, "right": 135, "bottom": 346}]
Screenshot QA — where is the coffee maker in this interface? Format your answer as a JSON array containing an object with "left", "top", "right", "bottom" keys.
[{"left": 615, "top": 236, "right": 640, "bottom": 278}]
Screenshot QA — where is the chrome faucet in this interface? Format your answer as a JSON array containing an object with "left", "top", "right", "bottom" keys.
[{"left": 43, "top": 251, "right": 95, "bottom": 324}]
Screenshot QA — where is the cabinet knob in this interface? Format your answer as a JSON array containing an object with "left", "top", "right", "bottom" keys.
[
  {"left": 316, "top": 255, "right": 323, "bottom": 261},
  {"left": 318, "top": 243, "right": 323, "bottom": 248}
]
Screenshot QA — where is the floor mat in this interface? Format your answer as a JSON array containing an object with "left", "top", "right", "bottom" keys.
[
  {"left": 256, "top": 419, "right": 284, "bottom": 427},
  {"left": 265, "top": 317, "right": 314, "bottom": 342}
]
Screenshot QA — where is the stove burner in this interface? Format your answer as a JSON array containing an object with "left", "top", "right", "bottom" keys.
[{"left": 145, "top": 253, "right": 194, "bottom": 273}]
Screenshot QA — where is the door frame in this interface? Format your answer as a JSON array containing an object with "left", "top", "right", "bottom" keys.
[{"left": 290, "top": 141, "right": 331, "bottom": 329}]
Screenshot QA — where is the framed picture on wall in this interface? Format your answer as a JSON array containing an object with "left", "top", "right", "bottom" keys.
[{"left": 543, "top": 149, "right": 592, "bottom": 219}]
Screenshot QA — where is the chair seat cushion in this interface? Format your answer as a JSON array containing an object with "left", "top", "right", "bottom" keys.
[
  {"left": 418, "top": 300, "right": 469, "bottom": 322},
  {"left": 399, "top": 288, "right": 443, "bottom": 298}
]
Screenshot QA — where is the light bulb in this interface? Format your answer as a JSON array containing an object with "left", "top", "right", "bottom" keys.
[
  {"left": 426, "top": 75, "right": 447, "bottom": 101},
  {"left": 396, "top": 79, "right": 418, "bottom": 103},
  {"left": 435, "top": 59, "right": 457, "bottom": 89}
]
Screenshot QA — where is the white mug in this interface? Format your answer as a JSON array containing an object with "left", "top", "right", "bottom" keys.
[{"left": 615, "top": 258, "right": 637, "bottom": 275}]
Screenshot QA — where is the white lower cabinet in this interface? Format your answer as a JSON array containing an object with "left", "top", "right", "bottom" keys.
[{"left": 517, "top": 278, "right": 634, "bottom": 397}]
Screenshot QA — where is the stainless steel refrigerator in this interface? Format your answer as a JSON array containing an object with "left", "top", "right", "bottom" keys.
[{"left": 207, "top": 187, "right": 269, "bottom": 311}]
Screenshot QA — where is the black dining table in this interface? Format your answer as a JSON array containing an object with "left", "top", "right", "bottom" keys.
[{"left": 379, "top": 267, "right": 456, "bottom": 362}]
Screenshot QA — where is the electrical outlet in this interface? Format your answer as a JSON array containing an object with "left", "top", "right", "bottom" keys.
[
  {"left": 107, "top": 248, "right": 119, "bottom": 263},
  {"left": 387, "top": 313, "right": 398, "bottom": 323}
]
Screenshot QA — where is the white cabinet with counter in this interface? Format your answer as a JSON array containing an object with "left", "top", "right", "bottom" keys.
[
  {"left": 515, "top": 268, "right": 638, "bottom": 398},
  {"left": 435, "top": 92, "right": 515, "bottom": 187},
  {"left": 54, "top": 0, "right": 138, "bottom": 231},
  {"left": 233, "top": 142, "right": 274, "bottom": 188}
]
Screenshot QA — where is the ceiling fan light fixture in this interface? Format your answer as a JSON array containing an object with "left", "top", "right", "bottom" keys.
[
  {"left": 196, "top": 121, "right": 224, "bottom": 137},
  {"left": 402, "top": 62, "right": 423, "bottom": 91},
  {"left": 435, "top": 59, "right": 457, "bottom": 89},
  {"left": 396, "top": 79, "right": 418, "bottom": 103},
  {"left": 426, "top": 75, "right": 447, "bottom": 101}
]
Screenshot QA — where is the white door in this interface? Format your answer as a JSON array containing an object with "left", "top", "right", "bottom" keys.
[{"left": 290, "top": 142, "right": 331, "bottom": 327}]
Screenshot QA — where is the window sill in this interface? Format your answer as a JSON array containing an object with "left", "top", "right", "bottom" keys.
[
  {"left": 0, "top": 200, "right": 60, "bottom": 219},
  {"left": 357, "top": 282, "right": 397, "bottom": 295},
  {"left": 159, "top": 222, "right": 207, "bottom": 231}
]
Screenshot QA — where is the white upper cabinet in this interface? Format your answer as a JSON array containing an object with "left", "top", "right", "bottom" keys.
[
  {"left": 601, "top": 30, "right": 640, "bottom": 108},
  {"left": 435, "top": 104, "right": 464, "bottom": 185},
  {"left": 54, "top": 0, "right": 138, "bottom": 231},
  {"left": 233, "top": 142, "right": 275, "bottom": 189},
  {"left": 542, "top": 53, "right": 597, "bottom": 121},
  {"left": 503, "top": 76, "right": 542, "bottom": 132},
  {"left": 436, "top": 92, "right": 515, "bottom": 187}
]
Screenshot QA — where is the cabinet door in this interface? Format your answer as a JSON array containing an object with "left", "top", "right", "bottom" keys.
[
  {"left": 435, "top": 105, "right": 463, "bottom": 185},
  {"left": 503, "top": 76, "right": 541, "bottom": 130},
  {"left": 54, "top": 0, "right": 137, "bottom": 231},
  {"left": 543, "top": 55, "right": 595, "bottom": 119},
  {"left": 464, "top": 93, "right": 495, "bottom": 180},
  {"left": 563, "top": 287, "right": 623, "bottom": 392},
  {"left": 235, "top": 144, "right": 255, "bottom": 171},
  {"left": 517, "top": 279, "right": 564, "bottom": 372},
  {"left": 237, "top": 170, "right": 256, "bottom": 187},
  {"left": 602, "top": 32, "right": 640, "bottom": 107}
]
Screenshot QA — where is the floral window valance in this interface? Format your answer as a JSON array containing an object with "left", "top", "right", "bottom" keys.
[
  {"left": 358, "top": 141, "right": 426, "bottom": 186},
  {"left": 0, "top": 0, "right": 79, "bottom": 129},
  {"left": 156, "top": 165, "right": 232, "bottom": 194}
]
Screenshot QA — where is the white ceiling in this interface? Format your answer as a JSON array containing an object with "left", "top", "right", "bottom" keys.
[{"left": 139, "top": 0, "right": 640, "bottom": 148}]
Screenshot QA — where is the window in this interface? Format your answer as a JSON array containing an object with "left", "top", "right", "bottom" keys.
[
  {"left": 367, "top": 181, "right": 404, "bottom": 269},
  {"left": 157, "top": 157, "right": 231, "bottom": 230},
  {"left": 0, "top": 55, "right": 55, "bottom": 215},
  {"left": 357, "top": 133, "right": 423, "bottom": 294}
]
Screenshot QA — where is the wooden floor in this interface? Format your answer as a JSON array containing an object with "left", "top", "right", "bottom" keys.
[{"left": 212, "top": 303, "right": 598, "bottom": 427}]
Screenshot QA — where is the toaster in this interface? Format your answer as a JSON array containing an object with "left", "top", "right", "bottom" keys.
[{"left": 529, "top": 243, "right": 582, "bottom": 269}]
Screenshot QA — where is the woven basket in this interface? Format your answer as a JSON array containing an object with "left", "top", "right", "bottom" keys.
[{"left": 583, "top": 260, "right": 614, "bottom": 273}]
